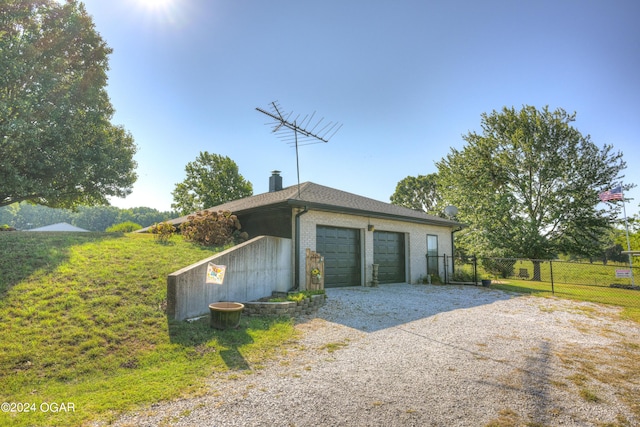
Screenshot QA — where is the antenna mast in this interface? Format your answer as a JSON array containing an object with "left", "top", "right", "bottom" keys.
[{"left": 256, "top": 101, "right": 342, "bottom": 198}]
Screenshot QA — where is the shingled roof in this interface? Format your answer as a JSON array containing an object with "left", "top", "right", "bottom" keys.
[{"left": 166, "top": 182, "right": 462, "bottom": 228}]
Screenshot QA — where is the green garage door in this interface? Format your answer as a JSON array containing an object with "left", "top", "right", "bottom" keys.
[
  {"left": 374, "top": 231, "right": 406, "bottom": 284},
  {"left": 316, "top": 226, "right": 361, "bottom": 288}
]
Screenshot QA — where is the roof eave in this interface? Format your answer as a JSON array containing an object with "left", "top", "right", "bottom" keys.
[{"left": 285, "top": 199, "right": 465, "bottom": 228}]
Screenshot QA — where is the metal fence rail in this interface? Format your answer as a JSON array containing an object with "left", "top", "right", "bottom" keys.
[{"left": 442, "top": 255, "right": 640, "bottom": 307}]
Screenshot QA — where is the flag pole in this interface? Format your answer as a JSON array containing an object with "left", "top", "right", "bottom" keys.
[{"left": 621, "top": 189, "right": 635, "bottom": 286}]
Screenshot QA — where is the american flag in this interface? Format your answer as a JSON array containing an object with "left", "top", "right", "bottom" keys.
[{"left": 599, "top": 186, "right": 624, "bottom": 202}]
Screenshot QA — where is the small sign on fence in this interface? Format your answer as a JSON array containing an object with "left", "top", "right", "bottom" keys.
[
  {"left": 615, "top": 269, "right": 632, "bottom": 278},
  {"left": 206, "top": 263, "right": 226, "bottom": 284}
]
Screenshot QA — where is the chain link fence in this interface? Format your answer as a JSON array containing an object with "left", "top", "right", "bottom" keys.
[{"left": 426, "top": 254, "right": 640, "bottom": 307}]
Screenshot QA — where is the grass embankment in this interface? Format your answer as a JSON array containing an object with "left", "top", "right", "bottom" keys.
[{"left": 0, "top": 232, "right": 296, "bottom": 427}]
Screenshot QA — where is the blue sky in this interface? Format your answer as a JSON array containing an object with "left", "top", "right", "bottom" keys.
[{"left": 80, "top": 0, "right": 640, "bottom": 217}]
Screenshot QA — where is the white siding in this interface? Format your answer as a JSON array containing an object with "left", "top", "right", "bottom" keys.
[{"left": 295, "top": 209, "right": 455, "bottom": 289}]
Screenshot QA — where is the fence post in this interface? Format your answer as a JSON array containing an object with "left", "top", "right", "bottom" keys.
[
  {"left": 450, "top": 251, "right": 455, "bottom": 278},
  {"left": 444, "top": 254, "right": 448, "bottom": 284},
  {"left": 473, "top": 255, "right": 477, "bottom": 285},
  {"left": 549, "top": 259, "right": 555, "bottom": 294},
  {"left": 425, "top": 254, "right": 429, "bottom": 283}
]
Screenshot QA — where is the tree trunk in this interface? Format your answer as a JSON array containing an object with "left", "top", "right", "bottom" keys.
[{"left": 532, "top": 260, "right": 542, "bottom": 281}]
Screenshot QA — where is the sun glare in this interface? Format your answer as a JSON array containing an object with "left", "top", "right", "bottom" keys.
[
  {"left": 137, "top": 0, "right": 174, "bottom": 12},
  {"left": 133, "top": 0, "right": 187, "bottom": 27}
]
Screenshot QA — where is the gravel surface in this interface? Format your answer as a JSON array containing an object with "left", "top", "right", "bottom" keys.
[{"left": 105, "top": 284, "right": 640, "bottom": 426}]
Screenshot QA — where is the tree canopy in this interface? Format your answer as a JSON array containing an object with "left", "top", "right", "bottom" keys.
[
  {"left": 0, "top": 0, "right": 137, "bottom": 208},
  {"left": 436, "top": 105, "right": 628, "bottom": 260},
  {"left": 0, "top": 202, "right": 175, "bottom": 231},
  {"left": 390, "top": 173, "right": 441, "bottom": 215},
  {"left": 171, "top": 152, "right": 253, "bottom": 215}
]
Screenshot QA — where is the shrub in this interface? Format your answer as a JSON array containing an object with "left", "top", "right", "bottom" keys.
[
  {"left": 287, "top": 293, "right": 306, "bottom": 303},
  {"left": 150, "top": 221, "right": 176, "bottom": 243},
  {"left": 451, "top": 270, "right": 475, "bottom": 282},
  {"left": 290, "top": 290, "right": 325, "bottom": 301},
  {"left": 181, "top": 210, "right": 247, "bottom": 246},
  {"left": 268, "top": 290, "right": 325, "bottom": 303},
  {"left": 420, "top": 274, "right": 443, "bottom": 284},
  {"left": 106, "top": 221, "right": 142, "bottom": 233}
]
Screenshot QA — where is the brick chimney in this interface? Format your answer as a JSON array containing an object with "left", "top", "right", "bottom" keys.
[{"left": 269, "top": 170, "right": 283, "bottom": 192}]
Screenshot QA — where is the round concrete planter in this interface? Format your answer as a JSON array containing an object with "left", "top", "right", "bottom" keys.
[{"left": 208, "top": 302, "right": 244, "bottom": 329}]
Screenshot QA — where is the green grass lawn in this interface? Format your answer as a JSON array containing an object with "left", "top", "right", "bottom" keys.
[
  {"left": 504, "top": 258, "right": 638, "bottom": 287},
  {"left": 457, "top": 258, "right": 640, "bottom": 323},
  {"left": 0, "top": 232, "right": 297, "bottom": 427}
]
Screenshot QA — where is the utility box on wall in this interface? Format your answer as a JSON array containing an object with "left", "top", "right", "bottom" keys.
[{"left": 305, "top": 248, "right": 324, "bottom": 291}]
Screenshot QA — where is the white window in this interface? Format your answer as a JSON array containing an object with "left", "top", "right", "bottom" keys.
[{"left": 427, "top": 234, "right": 439, "bottom": 276}]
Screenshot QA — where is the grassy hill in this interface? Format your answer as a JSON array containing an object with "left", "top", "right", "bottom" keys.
[{"left": 0, "top": 232, "right": 296, "bottom": 426}]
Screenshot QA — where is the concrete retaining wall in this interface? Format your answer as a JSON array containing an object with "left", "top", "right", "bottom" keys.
[{"left": 167, "top": 236, "right": 292, "bottom": 321}]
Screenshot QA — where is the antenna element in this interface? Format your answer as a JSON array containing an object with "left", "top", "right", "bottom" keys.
[{"left": 256, "top": 101, "right": 342, "bottom": 197}]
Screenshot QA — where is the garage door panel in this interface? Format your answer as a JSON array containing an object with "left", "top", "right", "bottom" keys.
[
  {"left": 316, "top": 226, "right": 361, "bottom": 288},
  {"left": 374, "top": 231, "right": 405, "bottom": 284}
]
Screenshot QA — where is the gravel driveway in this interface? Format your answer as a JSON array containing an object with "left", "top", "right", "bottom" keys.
[{"left": 110, "top": 284, "right": 640, "bottom": 426}]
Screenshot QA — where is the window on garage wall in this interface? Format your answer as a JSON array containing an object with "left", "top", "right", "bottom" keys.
[{"left": 427, "top": 234, "right": 439, "bottom": 276}]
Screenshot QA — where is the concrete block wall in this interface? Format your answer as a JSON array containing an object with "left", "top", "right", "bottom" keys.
[
  {"left": 167, "top": 236, "right": 292, "bottom": 321},
  {"left": 244, "top": 294, "right": 326, "bottom": 316},
  {"left": 297, "top": 210, "right": 454, "bottom": 287}
]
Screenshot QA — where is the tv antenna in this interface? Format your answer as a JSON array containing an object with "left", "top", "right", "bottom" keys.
[{"left": 256, "top": 101, "right": 342, "bottom": 198}]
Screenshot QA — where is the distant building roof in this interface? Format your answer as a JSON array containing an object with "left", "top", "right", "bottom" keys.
[
  {"left": 26, "top": 222, "right": 89, "bottom": 232},
  {"left": 163, "top": 181, "right": 462, "bottom": 228}
]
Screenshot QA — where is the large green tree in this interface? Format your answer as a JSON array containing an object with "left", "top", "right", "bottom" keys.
[
  {"left": 171, "top": 152, "right": 253, "bottom": 215},
  {"left": 437, "top": 106, "right": 628, "bottom": 277},
  {"left": 390, "top": 173, "right": 441, "bottom": 215},
  {"left": 0, "top": 0, "right": 137, "bottom": 208}
]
